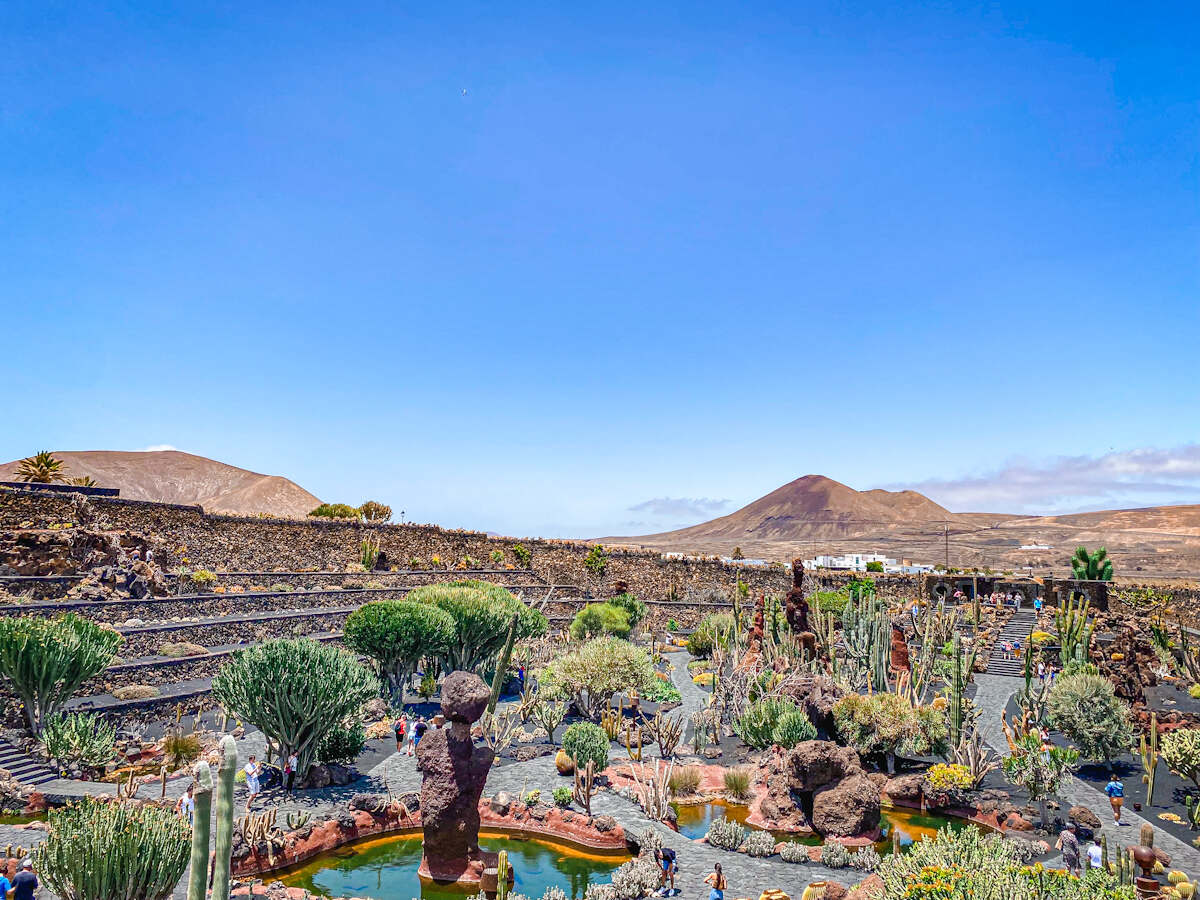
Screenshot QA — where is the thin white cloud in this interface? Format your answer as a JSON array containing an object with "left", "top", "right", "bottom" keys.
[
  {"left": 890, "top": 444, "right": 1200, "bottom": 514},
  {"left": 628, "top": 497, "right": 731, "bottom": 518},
  {"left": 138, "top": 444, "right": 180, "bottom": 452}
]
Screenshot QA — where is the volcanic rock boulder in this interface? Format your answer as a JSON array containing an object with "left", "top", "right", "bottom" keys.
[
  {"left": 757, "top": 740, "right": 881, "bottom": 839},
  {"left": 776, "top": 675, "right": 844, "bottom": 736},
  {"left": 417, "top": 671, "right": 496, "bottom": 884}
]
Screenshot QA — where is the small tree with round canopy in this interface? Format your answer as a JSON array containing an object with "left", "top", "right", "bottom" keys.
[
  {"left": 408, "top": 581, "right": 547, "bottom": 674},
  {"left": 343, "top": 601, "right": 456, "bottom": 704},
  {"left": 0, "top": 614, "right": 123, "bottom": 735},
  {"left": 212, "top": 638, "right": 379, "bottom": 783}
]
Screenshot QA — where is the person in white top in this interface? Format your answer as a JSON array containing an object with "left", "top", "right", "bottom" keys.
[
  {"left": 1086, "top": 840, "right": 1102, "bottom": 869},
  {"left": 175, "top": 784, "right": 196, "bottom": 824},
  {"left": 244, "top": 755, "right": 262, "bottom": 811}
]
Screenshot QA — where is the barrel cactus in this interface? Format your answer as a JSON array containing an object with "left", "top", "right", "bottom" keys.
[{"left": 36, "top": 798, "right": 189, "bottom": 900}]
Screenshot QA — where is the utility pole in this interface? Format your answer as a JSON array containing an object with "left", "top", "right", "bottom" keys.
[{"left": 944, "top": 523, "right": 949, "bottom": 570}]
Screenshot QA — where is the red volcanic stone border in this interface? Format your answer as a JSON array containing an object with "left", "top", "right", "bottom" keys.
[{"left": 232, "top": 795, "right": 627, "bottom": 879}]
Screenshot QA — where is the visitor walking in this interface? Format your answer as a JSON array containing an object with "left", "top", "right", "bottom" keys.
[
  {"left": 0, "top": 859, "right": 12, "bottom": 899},
  {"left": 1106, "top": 773, "right": 1126, "bottom": 824},
  {"left": 394, "top": 716, "right": 407, "bottom": 754},
  {"left": 1037, "top": 660, "right": 1046, "bottom": 686},
  {"left": 11, "top": 858, "right": 37, "bottom": 900},
  {"left": 1033, "top": 595, "right": 1042, "bottom": 614},
  {"left": 284, "top": 752, "right": 299, "bottom": 793},
  {"left": 1056, "top": 823, "right": 1081, "bottom": 876},
  {"left": 703, "top": 863, "right": 726, "bottom": 900},
  {"left": 413, "top": 716, "right": 428, "bottom": 751},
  {"left": 654, "top": 847, "right": 677, "bottom": 896},
  {"left": 1086, "top": 838, "right": 1103, "bottom": 870},
  {"left": 1011, "top": 639, "right": 1022, "bottom": 660},
  {"left": 175, "top": 784, "right": 196, "bottom": 824},
  {"left": 244, "top": 755, "right": 262, "bottom": 811}
]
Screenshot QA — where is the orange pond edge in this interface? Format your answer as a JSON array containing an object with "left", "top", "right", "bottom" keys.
[{"left": 267, "top": 828, "right": 633, "bottom": 886}]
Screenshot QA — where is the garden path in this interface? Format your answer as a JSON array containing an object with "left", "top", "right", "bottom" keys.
[{"left": 973, "top": 673, "right": 1200, "bottom": 874}]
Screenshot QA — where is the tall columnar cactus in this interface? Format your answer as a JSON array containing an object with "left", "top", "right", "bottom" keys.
[
  {"left": 1055, "top": 594, "right": 1093, "bottom": 663},
  {"left": 843, "top": 589, "right": 890, "bottom": 692},
  {"left": 488, "top": 613, "right": 520, "bottom": 714},
  {"left": 1141, "top": 712, "right": 1160, "bottom": 807},
  {"left": 496, "top": 849, "right": 510, "bottom": 900},
  {"left": 211, "top": 735, "right": 238, "bottom": 900},
  {"left": 186, "top": 761, "right": 214, "bottom": 900}
]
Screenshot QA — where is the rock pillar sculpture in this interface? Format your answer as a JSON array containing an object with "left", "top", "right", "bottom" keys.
[
  {"left": 786, "top": 559, "right": 810, "bottom": 634},
  {"left": 417, "top": 671, "right": 496, "bottom": 885}
]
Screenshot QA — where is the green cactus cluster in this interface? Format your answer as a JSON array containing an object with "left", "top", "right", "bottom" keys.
[
  {"left": 37, "top": 798, "right": 190, "bottom": 900},
  {"left": 1055, "top": 593, "right": 1094, "bottom": 663},
  {"left": 842, "top": 585, "right": 890, "bottom": 692}
]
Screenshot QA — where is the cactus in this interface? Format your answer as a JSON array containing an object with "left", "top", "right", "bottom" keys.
[
  {"left": 186, "top": 761, "right": 214, "bottom": 900},
  {"left": 1055, "top": 593, "right": 1093, "bottom": 663},
  {"left": 286, "top": 810, "right": 311, "bottom": 830},
  {"left": 1141, "top": 714, "right": 1160, "bottom": 807},
  {"left": 496, "top": 849, "right": 510, "bottom": 900},
  {"left": 36, "top": 798, "right": 190, "bottom": 900},
  {"left": 624, "top": 721, "right": 643, "bottom": 762},
  {"left": 1179, "top": 882, "right": 1197, "bottom": 900},
  {"left": 1101, "top": 834, "right": 1109, "bottom": 871},
  {"left": 488, "top": 613, "right": 520, "bottom": 714},
  {"left": 842, "top": 587, "right": 890, "bottom": 692},
  {"left": 600, "top": 705, "right": 622, "bottom": 741},
  {"left": 211, "top": 734, "right": 238, "bottom": 900},
  {"left": 1188, "top": 795, "right": 1200, "bottom": 830},
  {"left": 1141, "top": 822, "right": 1155, "bottom": 848}
]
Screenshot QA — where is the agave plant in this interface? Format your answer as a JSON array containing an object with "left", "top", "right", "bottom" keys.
[
  {"left": 67, "top": 476, "right": 98, "bottom": 487},
  {"left": 15, "top": 451, "right": 68, "bottom": 483}
]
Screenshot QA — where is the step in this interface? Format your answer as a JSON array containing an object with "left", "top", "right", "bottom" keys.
[{"left": 0, "top": 738, "right": 60, "bottom": 786}]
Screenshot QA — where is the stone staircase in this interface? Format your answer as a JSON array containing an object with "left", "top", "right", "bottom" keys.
[
  {"left": 0, "top": 736, "right": 59, "bottom": 786},
  {"left": 985, "top": 607, "right": 1038, "bottom": 677}
]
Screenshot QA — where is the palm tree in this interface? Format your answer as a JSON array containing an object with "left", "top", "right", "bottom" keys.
[
  {"left": 68, "top": 476, "right": 98, "bottom": 487},
  {"left": 14, "top": 451, "right": 68, "bottom": 483},
  {"left": 1071, "top": 546, "right": 1113, "bottom": 581}
]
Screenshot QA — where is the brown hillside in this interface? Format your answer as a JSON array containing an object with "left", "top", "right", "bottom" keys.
[
  {"left": 0, "top": 450, "right": 322, "bottom": 518},
  {"left": 613, "top": 475, "right": 964, "bottom": 544}
]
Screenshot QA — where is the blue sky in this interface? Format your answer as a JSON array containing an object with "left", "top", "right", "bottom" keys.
[{"left": 2, "top": 2, "right": 1198, "bottom": 538}]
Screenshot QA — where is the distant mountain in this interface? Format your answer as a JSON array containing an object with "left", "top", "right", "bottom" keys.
[
  {"left": 604, "top": 474, "right": 1200, "bottom": 575},
  {"left": 0, "top": 450, "right": 321, "bottom": 518},
  {"left": 611, "top": 475, "right": 963, "bottom": 544}
]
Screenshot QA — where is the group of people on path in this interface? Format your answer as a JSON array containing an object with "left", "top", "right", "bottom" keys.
[
  {"left": 393, "top": 714, "right": 429, "bottom": 755},
  {"left": 1055, "top": 773, "right": 1132, "bottom": 876},
  {"left": 0, "top": 859, "right": 38, "bottom": 900}
]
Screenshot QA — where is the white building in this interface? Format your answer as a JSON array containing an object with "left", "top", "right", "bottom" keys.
[{"left": 803, "top": 553, "right": 934, "bottom": 574}]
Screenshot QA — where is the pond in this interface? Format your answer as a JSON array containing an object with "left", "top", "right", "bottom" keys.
[
  {"left": 276, "top": 831, "right": 630, "bottom": 900},
  {"left": 0, "top": 812, "right": 46, "bottom": 826},
  {"left": 671, "top": 800, "right": 980, "bottom": 853}
]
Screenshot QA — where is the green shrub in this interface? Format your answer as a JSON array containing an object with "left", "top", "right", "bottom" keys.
[
  {"left": 552, "top": 786, "right": 573, "bottom": 807},
  {"left": 584, "top": 545, "right": 608, "bottom": 577},
  {"left": 814, "top": 591, "right": 848, "bottom": 616},
  {"left": 512, "top": 544, "right": 531, "bottom": 568},
  {"left": 358, "top": 501, "right": 392, "bottom": 523},
  {"left": 1047, "top": 672, "right": 1132, "bottom": 762},
  {"left": 734, "top": 696, "right": 800, "bottom": 749},
  {"left": 644, "top": 676, "right": 682, "bottom": 703},
  {"left": 570, "top": 603, "right": 631, "bottom": 641},
  {"left": 723, "top": 767, "right": 752, "bottom": 800},
  {"left": 212, "top": 638, "right": 379, "bottom": 780},
  {"left": 318, "top": 721, "right": 366, "bottom": 765},
  {"left": 42, "top": 712, "right": 116, "bottom": 769},
  {"left": 687, "top": 613, "right": 734, "bottom": 659},
  {"left": 607, "top": 593, "right": 648, "bottom": 630},
  {"left": 343, "top": 601, "right": 456, "bottom": 703},
  {"left": 772, "top": 708, "right": 818, "bottom": 748},
  {"left": 309, "top": 503, "right": 361, "bottom": 519},
  {"left": 537, "top": 637, "right": 656, "bottom": 719},
  {"left": 1162, "top": 729, "right": 1200, "bottom": 788},
  {"left": 1190, "top": 684, "right": 1200, "bottom": 700},
  {"left": 562, "top": 722, "right": 610, "bottom": 773},
  {"left": 408, "top": 582, "right": 547, "bottom": 673},
  {"left": 865, "top": 561, "right": 884, "bottom": 573},
  {"left": 190, "top": 569, "right": 218, "bottom": 587}
]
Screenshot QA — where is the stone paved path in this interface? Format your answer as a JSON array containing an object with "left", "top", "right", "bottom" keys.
[{"left": 973, "top": 673, "right": 1200, "bottom": 874}]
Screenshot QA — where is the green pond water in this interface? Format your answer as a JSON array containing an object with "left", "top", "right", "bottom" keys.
[
  {"left": 0, "top": 812, "right": 45, "bottom": 826},
  {"left": 278, "top": 833, "right": 628, "bottom": 900},
  {"left": 671, "top": 800, "right": 979, "bottom": 852}
]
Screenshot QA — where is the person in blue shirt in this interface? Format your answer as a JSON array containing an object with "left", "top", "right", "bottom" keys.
[
  {"left": 0, "top": 868, "right": 11, "bottom": 900},
  {"left": 1105, "top": 773, "right": 1126, "bottom": 824}
]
